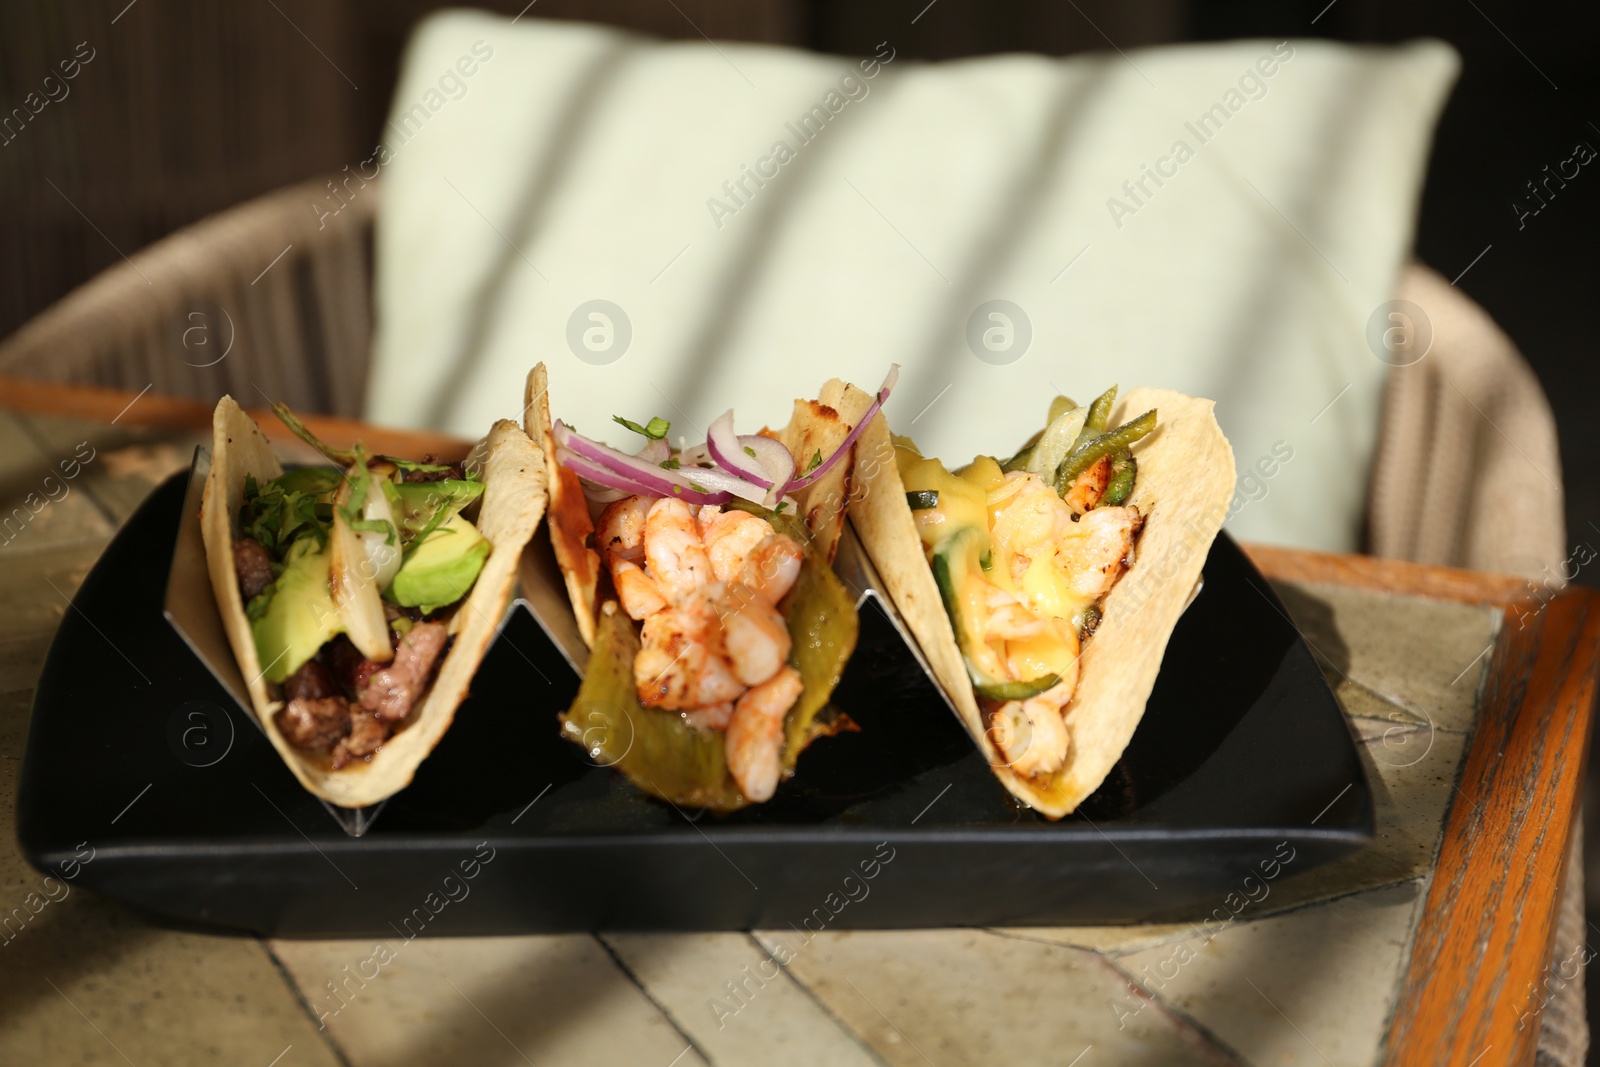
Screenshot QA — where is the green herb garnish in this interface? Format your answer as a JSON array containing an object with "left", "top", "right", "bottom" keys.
[
  {"left": 613, "top": 415, "right": 671, "bottom": 440},
  {"left": 239, "top": 471, "right": 336, "bottom": 556}
]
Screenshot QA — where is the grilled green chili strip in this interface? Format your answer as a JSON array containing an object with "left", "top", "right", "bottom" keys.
[
  {"left": 1069, "top": 385, "right": 1119, "bottom": 451},
  {"left": 999, "top": 446, "right": 1033, "bottom": 473},
  {"left": 1053, "top": 408, "right": 1157, "bottom": 496},
  {"left": 1099, "top": 449, "right": 1136, "bottom": 507}
]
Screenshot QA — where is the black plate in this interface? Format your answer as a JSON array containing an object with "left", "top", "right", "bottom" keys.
[{"left": 17, "top": 472, "right": 1371, "bottom": 935}]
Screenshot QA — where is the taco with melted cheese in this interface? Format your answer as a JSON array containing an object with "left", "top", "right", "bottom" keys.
[
  {"left": 200, "top": 397, "right": 546, "bottom": 807},
  {"left": 836, "top": 383, "right": 1234, "bottom": 818}
]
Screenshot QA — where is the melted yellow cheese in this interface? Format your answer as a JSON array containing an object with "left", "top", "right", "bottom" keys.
[{"left": 897, "top": 439, "right": 1090, "bottom": 683}]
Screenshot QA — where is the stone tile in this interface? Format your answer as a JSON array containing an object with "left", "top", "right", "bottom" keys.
[
  {"left": 606, "top": 932, "right": 877, "bottom": 1066},
  {"left": 757, "top": 928, "right": 1241, "bottom": 1066},
  {"left": 988, "top": 922, "right": 1195, "bottom": 957},
  {"left": 0, "top": 541, "right": 107, "bottom": 645},
  {"left": 0, "top": 692, "right": 340, "bottom": 1067},
  {"left": 23, "top": 414, "right": 202, "bottom": 526},
  {"left": 0, "top": 633, "right": 51, "bottom": 697},
  {"left": 1115, "top": 881, "right": 1424, "bottom": 1067},
  {"left": 270, "top": 935, "right": 706, "bottom": 1067},
  {"left": 1331, "top": 676, "right": 1430, "bottom": 729},
  {"left": 1265, "top": 720, "right": 1466, "bottom": 914},
  {"left": 1273, "top": 581, "right": 1498, "bottom": 734},
  {"left": 1009, "top": 716, "right": 1468, "bottom": 943}
]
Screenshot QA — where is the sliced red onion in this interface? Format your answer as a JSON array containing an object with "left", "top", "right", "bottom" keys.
[
  {"left": 783, "top": 364, "right": 899, "bottom": 494},
  {"left": 707, "top": 410, "right": 772, "bottom": 487},
  {"left": 558, "top": 448, "right": 731, "bottom": 506},
  {"left": 744, "top": 435, "right": 795, "bottom": 488},
  {"left": 579, "top": 480, "right": 630, "bottom": 504},
  {"left": 677, "top": 441, "right": 713, "bottom": 467},
  {"left": 556, "top": 423, "right": 771, "bottom": 505},
  {"left": 553, "top": 365, "right": 896, "bottom": 510},
  {"left": 677, "top": 465, "right": 771, "bottom": 504},
  {"left": 636, "top": 438, "right": 669, "bottom": 465}
]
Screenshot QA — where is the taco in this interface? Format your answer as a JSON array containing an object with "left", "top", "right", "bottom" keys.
[
  {"left": 200, "top": 397, "right": 547, "bottom": 807},
  {"left": 525, "top": 363, "right": 896, "bottom": 810},
  {"left": 837, "top": 383, "right": 1235, "bottom": 818}
]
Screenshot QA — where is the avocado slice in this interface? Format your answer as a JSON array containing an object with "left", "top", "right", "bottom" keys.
[
  {"left": 390, "top": 480, "right": 484, "bottom": 538},
  {"left": 251, "top": 538, "right": 344, "bottom": 685},
  {"left": 386, "top": 513, "right": 490, "bottom": 614}
]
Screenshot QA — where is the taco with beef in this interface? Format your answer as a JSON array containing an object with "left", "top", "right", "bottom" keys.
[
  {"left": 200, "top": 397, "right": 546, "bottom": 807},
  {"left": 525, "top": 363, "right": 896, "bottom": 810},
  {"left": 836, "top": 382, "right": 1235, "bottom": 818}
]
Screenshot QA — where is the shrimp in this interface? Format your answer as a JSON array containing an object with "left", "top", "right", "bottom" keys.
[
  {"left": 1003, "top": 620, "right": 1081, "bottom": 699},
  {"left": 634, "top": 590, "right": 743, "bottom": 709},
  {"left": 745, "top": 536, "right": 803, "bottom": 604},
  {"left": 1055, "top": 505, "right": 1141, "bottom": 603},
  {"left": 596, "top": 497, "right": 651, "bottom": 568},
  {"left": 682, "top": 702, "right": 733, "bottom": 731},
  {"left": 700, "top": 507, "right": 803, "bottom": 603},
  {"left": 725, "top": 665, "right": 803, "bottom": 802},
  {"left": 1063, "top": 454, "right": 1111, "bottom": 515},
  {"left": 990, "top": 473, "right": 1077, "bottom": 569},
  {"left": 644, "top": 497, "right": 713, "bottom": 602},
  {"left": 983, "top": 585, "right": 1045, "bottom": 642},
  {"left": 612, "top": 559, "right": 668, "bottom": 620},
  {"left": 988, "top": 691, "right": 1071, "bottom": 779},
  {"left": 699, "top": 507, "right": 769, "bottom": 579},
  {"left": 716, "top": 583, "right": 792, "bottom": 686}
]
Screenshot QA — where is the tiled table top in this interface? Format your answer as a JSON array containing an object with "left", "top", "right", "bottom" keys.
[{"left": 0, "top": 407, "right": 1546, "bottom": 1066}]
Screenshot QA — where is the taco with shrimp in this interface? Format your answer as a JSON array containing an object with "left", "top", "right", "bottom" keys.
[
  {"left": 200, "top": 397, "right": 546, "bottom": 807},
  {"left": 525, "top": 363, "right": 895, "bottom": 810},
  {"left": 835, "top": 382, "right": 1235, "bottom": 819}
]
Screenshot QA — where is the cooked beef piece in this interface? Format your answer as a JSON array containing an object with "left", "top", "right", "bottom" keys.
[
  {"left": 276, "top": 696, "right": 351, "bottom": 752},
  {"left": 321, "top": 635, "right": 383, "bottom": 694},
  {"left": 330, "top": 711, "right": 389, "bottom": 769},
  {"left": 360, "top": 621, "right": 450, "bottom": 722},
  {"left": 233, "top": 537, "right": 276, "bottom": 600},
  {"left": 282, "top": 659, "right": 338, "bottom": 702}
]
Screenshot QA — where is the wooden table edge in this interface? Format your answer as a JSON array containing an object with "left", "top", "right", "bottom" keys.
[
  {"left": 8, "top": 379, "right": 1596, "bottom": 1064},
  {"left": 1377, "top": 588, "right": 1599, "bottom": 1065},
  {"left": 0, "top": 376, "right": 473, "bottom": 462}
]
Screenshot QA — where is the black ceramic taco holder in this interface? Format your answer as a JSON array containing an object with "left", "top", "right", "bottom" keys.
[{"left": 16, "top": 450, "right": 1373, "bottom": 935}]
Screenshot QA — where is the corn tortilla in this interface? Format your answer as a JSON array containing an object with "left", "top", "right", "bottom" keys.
[
  {"left": 837, "top": 384, "right": 1235, "bottom": 818},
  {"left": 200, "top": 396, "right": 548, "bottom": 807}
]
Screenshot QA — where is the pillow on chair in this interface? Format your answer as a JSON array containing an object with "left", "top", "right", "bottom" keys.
[{"left": 367, "top": 11, "right": 1457, "bottom": 553}]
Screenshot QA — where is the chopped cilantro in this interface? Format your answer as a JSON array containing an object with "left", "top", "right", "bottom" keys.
[
  {"left": 660, "top": 457, "right": 681, "bottom": 470},
  {"left": 773, "top": 502, "right": 789, "bottom": 514},
  {"left": 613, "top": 415, "right": 671, "bottom": 440},
  {"left": 806, "top": 449, "right": 823, "bottom": 472},
  {"left": 743, "top": 445, "right": 757, "bottom": 458},
  {"left": 239, "top": 470, "right": 336, "bottom": 556}
]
